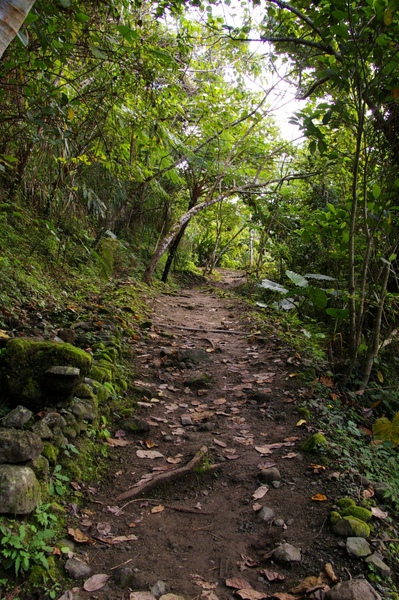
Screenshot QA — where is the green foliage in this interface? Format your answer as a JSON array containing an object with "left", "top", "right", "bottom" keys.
[
  {"left": 48, "top": 465, "right": 69, "bottom": 497},
  {"left": 372, "top": 413, "right": 399, "bottom": 448},
  {"left": 0, "top": 505, "right": 56, "bottom": 576}
]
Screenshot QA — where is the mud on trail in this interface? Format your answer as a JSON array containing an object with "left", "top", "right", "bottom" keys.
[{"left": 64, "top": 278, "right": 377, "bottom": 600}]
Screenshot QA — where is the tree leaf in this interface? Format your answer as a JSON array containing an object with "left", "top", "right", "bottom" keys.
[
  {"left": 286, "top": 270, "right": 308, "bottom": 288},
  {"left": 259, "top": 279, "right": 288, "bottom": 294},
  {"left": 83, "top": 574, "right": 109, "bottom": 591}
]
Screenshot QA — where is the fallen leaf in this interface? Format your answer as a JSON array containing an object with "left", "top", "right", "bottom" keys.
[
  {"left": 371, "top": 506, "right": 388, "bottom": 519},
  {"left": 258, "top": 569, "right": 285, "bottom": 582},
  {"left": 151, "top": 505, "right": 165, "bottom": 514},
  {"left": 67, "top": 528, "right": 93, "bottom": 544},
  {"left": 213, "top": 398, "right": 227, "bottom": 405},
  {"left": 106, "top": 438, "right": 130, "bottom": 447},
  {"left": 115, "top": 470, "right": 123, "bottom": 477},
  {"left": 201, "top": 591, "right": 219, "bottom": 600},
  {"left": 129, "top": 593, "right": 157, "bottom": 600},
  {"left": 213, "top": 438, "right": 227, "bottom": 448},
  {"left": 320, "top": 375, "right": 334, "bottom": 387},
  {"left": 291, "top": 575, "right": 322, "bottom": 593},
  {"left": 114, "top": 429, "right": 126, "bottom": 438},
  {"left": 108, "top": 534, "right": 138, "bottom": 544},
  {"left": 83, "top": 574, "right": 109, "bottom": 592},
  {"left": 166, "top": 457, "right": 182, "bottom": 464},
  {"left": 225, "top": 578, "right": 252, "bottom": 590},
  {"left": 255, "top": 444, "right": 282, "bottom": 455},
  {"left": 236, "top": 589, "right": 267, "bottom": 600},
  {"left": 252, "top": 503, "right": 263, "bottom": 511},
  {"left": 252, "top": 486, "right": 269, "bottom": 500},
  {"left": 70, "top": 481, "right": 81, "bottom": 490},
  {"left": 284, "top": 436, "right": 299, "bottom": 442},
  {"left": 191, "top": 574, "right": 217, "bottom": 590},
  {"left": 238, "top": 554, "right": 258, "bottom": 570},
  {"left": 96, "top": 522, "right": 111, "bottom": 535},
  {"left": 310, "top": 464, "right": 326, "bottom": 474},
  {"left": 136, "top": 450, "right": 164, "bottom": 459},
  {"left": 144, "top": 439, "right": 156, "bottom": 449},
  {"left": 282, "top": 452, "right": 298, "bottom": 459},
  {"left": 296, "top": 419, "right": 307, "bottom": 427},
  {"left": 312, "top": 493, "right": 328, "bottom": 501},
  {"left": 271, "top": 594, "right": 298, "bottom": 600},
  {"left": 324, "top": 562, "right": 338, "bottom": 583},
  {"left": 106, "top": 506, "right": 121, "bottom": 514},
  {"left": 257, "top": 461, "right": 276, "bottom": 470},
  {"left": 363, "top": 486, "right": 375, "bottom": 498}
]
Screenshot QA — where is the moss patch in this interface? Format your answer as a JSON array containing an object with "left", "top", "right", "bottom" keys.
[{"left": 301, "top": 433, "right": 328, "bottom": 453}]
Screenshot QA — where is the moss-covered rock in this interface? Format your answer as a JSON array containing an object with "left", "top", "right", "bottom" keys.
[
  {"left": 330, "top": 511, "right": 341, "bottom": 526},
  {"left": 342, "top": 506, "right": 372, "bottom": 522},
  {"left": 90, "top": 365, "right": 113, "bottom": 383},
  {"left": 74, "top": 383, "right": 95, "bottom": 399},
  {"left": 301, "top": 433, "right": 328, "bottom": 453},
  {"left": 2, "top": 339, "right": 92, "bottom": 410},
  {"left": 0, "top": 464, "right": 40, "bottom": 514},
  {"left": 42, "top": 442, "right": 59, "bottom": 465},
  {"left": 332, "top": 516, "right": 371, "bottom": 538},
  {"left": 26, "top": 455, "right": 50, "bottom": 479},
  {"left": 336, "top": 497, "right": 356, "bottom": 509}
]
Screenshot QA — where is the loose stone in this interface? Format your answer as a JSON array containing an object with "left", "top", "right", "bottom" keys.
[
  {"left": 365, "top": 553, "right": 391, "bottom": 578},
  {"left": 258, "top": 506, "right": 276, "bottom": 523},
  {"left": 0, "top": 428, "right": 43, "bottom": 463},
  {"left": 150, "top": 581, "right": 169, "bottom": 598},
  {"left": 273, "top": 543, "right": 301, "bottom": 563},
  {"left": 1, "top": 405, "right": 32, "bottom": 428},
  {"left": 346, "top": 537, "right": 372, "bottom": 558},
  {"left": 65, "top": 557, "right": 92, "bottom": 579},
  {"left": 259, "top": 467, "right": 281, "bottom": 484},
  {"left": 325, "top": 578, "right": 381, "bottom": 600}
]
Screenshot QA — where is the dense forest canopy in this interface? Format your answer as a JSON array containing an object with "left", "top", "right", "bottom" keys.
[{"left": 1, "top": 0, "right": 399, "bottom": 390}]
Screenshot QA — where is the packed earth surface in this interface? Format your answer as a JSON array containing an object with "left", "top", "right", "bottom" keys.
[{"left": 47, "top": 272, "right": 392, "bottom": 599}]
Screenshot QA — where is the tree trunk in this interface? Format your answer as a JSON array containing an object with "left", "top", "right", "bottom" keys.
[
  {"left": 0, "top": 0, "right": 36, "bottom": 59},
  {"left": 161, "top": 222, "right": 190, "bottom": 283}
]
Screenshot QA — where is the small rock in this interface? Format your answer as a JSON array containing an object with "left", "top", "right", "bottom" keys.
[
  {"left": 365, "top": 553, "right": 391, "bottom": 578},
  {"left": 271, "top": 481, "right": 282, "bottom": 489},
  {"left": 112, "top": 567, "right": 138, "bottom": 588},
  {"left": 150, "top": 581, "right": 168, "bottom": 598},
  {"left": 258, "top": 506, "right": 276, "bottom": 523},
  {"left": 65, "top": 557, "right": 92, "bottom": 579},
  {"left": 122, "top": 418, "right": 151, "bottom": 435},
  {"left": 58, "top": 329, "right": 77, "bottom": 344},
  {"left": 1, "top": 405, "right": 33, "bottom": 428},
  {"left": 346, "top": 537, "right": 372, "bottom": 558},
  {"left": 325, "top": 578, "right": 381, "bottom": 600},
  {"left": 183, "top": 373, "right": 212, "bottom": 390},
  {"left": 0, "top": 428, "right": 43, "bottom": 463},
  {"left": 181, "top": 416, "right": 193, "bottom": 426},
  {"left": 259, "top": 467, "right": 281, "bottom": 484},
  {"left": 273, "top": 518, "right": 285, "bottom": 527},
  {"left": 273, "top": 543, "right": 301, "bottom": 563},
  {"left": 31, "top": 420, "right": 53, "bottom": 439},
  {"left": 373, "top": 482, "right": 394, "bottom": 504},
  {"left": 42, "top": 412, "right": 67, "bottom": 428},
  {"left": 177, "top": 349, "right": 212, "bottom": 365}
]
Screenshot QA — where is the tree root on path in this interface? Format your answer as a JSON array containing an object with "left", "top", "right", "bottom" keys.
[{"left": 114, "top": 446, "right": 225, "bottom": 503}]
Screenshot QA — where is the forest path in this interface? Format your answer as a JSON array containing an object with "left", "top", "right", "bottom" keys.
[{"left": 62, "top": 276, "right": 366, "bottom": 600}]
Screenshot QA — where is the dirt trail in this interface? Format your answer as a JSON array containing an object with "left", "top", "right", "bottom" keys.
[{"left": 64, "top": 277, "right": 370, "bottom": 600}]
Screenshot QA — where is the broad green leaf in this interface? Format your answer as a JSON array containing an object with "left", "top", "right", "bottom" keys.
[
  {"left": 326, "top": 308, "right": 349, "bottom": 320},
  {"left": 286, "top": 270, "right": 308, "bottom": 288},
  {"left": 308, "top": 287, "right": 328, "bottom": 309},
  {"left": 90, "top": 47, "right": 108, "bottom": 60},
  {"left": 24, "top": 13, "right": 39, "bottom": 24},
  {"left": 75, "top": 13, "right": 90, "bottom": 23},
  {"left": 259, "top": 279, "right": 289, "bottom": 294},
  {"left": 372, "top": 183, "right": 381, "bottom": 199},
  {"left": 304, "top": 273, "right": 336, "bottom": 281},
  {"left": 330, "top": 24, "right": 349, "bottom": 39}
]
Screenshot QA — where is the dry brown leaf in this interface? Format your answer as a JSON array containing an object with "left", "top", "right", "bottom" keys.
[
  {"left": 236, "top": 589, "right": 267, "bottom": 600},
  {"left": 284, "top": 436, "right": 299, "bottom": 442},
  {"left": 136, "top": 450, "right": 164, "bottom": 459},
  {"left": 271, "top": 594, "right": 298, "bottom": 600},
  {"left": 201, "top": 591, "right": 219, "bottom": 600},
  {"left": 166, "top": 457, "right": 182, "bottom": 464},
  {"left": 291, "top": 575, "right": 321, "bottom": 593},
  {"left": 144, "top": 439, "right": 156, "bottom": 449},
  {"left": 96, "top": 522, "right": 111, "bottom": 535},
  {"left": 191, "top": 574, "right": 217, "bottom": 590},
  {"left": 312, "top": 493, "right": 328, "bottom": 501},
  {"left": 213, "top": 438, "right": 227, "bottom": 448},
  {"left": 363, "top": 486, "right": 375, "bottom": 498},
  {"left": 258, "top": 569, "right": 285, "bottom": 582},
  {"left": 252, "top": 486, "right": 269, "bottom": 500},
  {"left": 255, "top": 443, "right": 283, "bottom": 455},
  {"left": 67, "top": 528, "right": 93, "bottom": 544},
  {"left": 106, "top": 438, "right": 130, "bottom": 447},
  {"left": 191, "top": 411, "right": 215, "bottom": 422},
  {"left": 129, "top": 592, "right": 157, "bottom": 600},
  {"left": 310, "top": 464, "right": 326, "bottom": 474},
  {"left": 225, "top": 579, "right": 252, "bottom": 590},
  {"left": 109, "top": 534, "right": 138, "bottom": 543},
  {"left": 151, "top": 505, "right": 165, "bottom": 514},
  {"left": 257, "top": 461, "right": 276, "bottom": 470},
  {"left": 213, "top": 398, "right": 227, "bottom": 405},
  {"left": 252, "top": 503, "right": 263, "bottom": 512},
  {"left": 320, "top": 375, "right": 334, "bottom": 387},
  {"left": 324, "top": 562, "right": 339, "bottom": 583},
  {"left": 371, "top": 506, "right": 388, "bottom": 519},
  {"left": 83, "top": 574, "right": 109, "bottom": 592},
  {"left": 282, "top": 452, "right": 298, "bottom": 459}
]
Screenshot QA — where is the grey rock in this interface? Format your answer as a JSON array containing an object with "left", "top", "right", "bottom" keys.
[
  {"left": 131, "top": 384, "right": 154, "bottom": 399},
  {"left": 181, "top": 416, "right": 193, "bottom": 426},
  {"left": 112, "top": 567, "right": 138, "bottom": 588},
  {"left": 31, "top": 420, "right": 53, "bottom": 440},
  {"left": 346, "top": 537, "right": 371, "bottom": 558},
  {"left": 258, "top": 506, "right": 276, "bottom": 523},
  {"left": 177, "top": 349, "right": 212, "bottom": 365},
  {"left": 259, "top": 467, "right": 281, "bottom": 484},
  {"left": 0, "top": 428, "right": 43, "bottom": 463},
  {"left": 365, "top": 553, "right": 391, "bottom": 578},
  {"left": 325, "top": 578, "right": 381, "bottom": 600},
  {"left": 332, "top": 516, "right": 370, "bottom": 538},
  {"left": 122, "top": 417, "right": 151, "bottom": 435},
  {"left": 273, "top": 543, "right": 301, "bottom": 563},
  {"left": 183, "top": 373, "right": 212, "bottom": 390},
  {"left": 52, "top": 426, "right": 68, "bottom": 448},
  {"left": 0, "top": 464, "right": 40, "bottom": 514},
  {"left": 70, "top": 398, "right": 97, "bottom": 421},
  {"left": 273, "top": 519, "right": 285, "bottom": 528},
  {"left": 42, "top": 412, "right": 67, "bottom": 428},
  {"left": 43, "top": 366, "right": 82, "bottom": 402},
  {"left": 65, "top": 557, "right": 92, "bottom": 579},
  {"left": 150, "top": 581, "right": 168, "bottom": 598},
  {"left": 1, "top": 405, "right": 33, "bottom": 428},
  {"left": 27, "top": 455, "right": 50, "bottom": 478},
  {"left": 57, "top": 329, "right": 77, "bottom": 344},
  {"left": 272, "top": 481, "right": 282, "bottom": 489}
]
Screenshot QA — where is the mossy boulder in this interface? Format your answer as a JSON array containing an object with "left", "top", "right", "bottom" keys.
[
  {"left": 0, "top": 428, "right": 43, "bottom": 463},
  {"left": 90, "top": 364, "right": 113, "bottom": 383},
  {"left": 330, "top": 511, "right": 341, "bottom": 526},
  {"left": 336, "top": 497, "right": 356, "bottom": 510},
  {"left": 332, "top": 516, "right": 371, "bottom": 538},
  {"left": 0, "top": 464, "right": 40, "bottom": 514},
  {"left": 2, "top": 339, "right": 92, "bottom": 410},
  {"left": 342, "top": 506, "right": 372, "bottom": 522},
  {"left": 74, "top": 383, "right": 95, "bottom": 399},
  {"left": 301, "top": 433, "right": 328, "bottom": 453}
]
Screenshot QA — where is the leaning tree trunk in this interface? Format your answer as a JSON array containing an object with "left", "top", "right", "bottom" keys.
[
  {"left": 161, "top": 222, "right": 190, "bottom": 283},
  {"left": 0, "top": 0, "right": 36, "bottom": 59}
]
